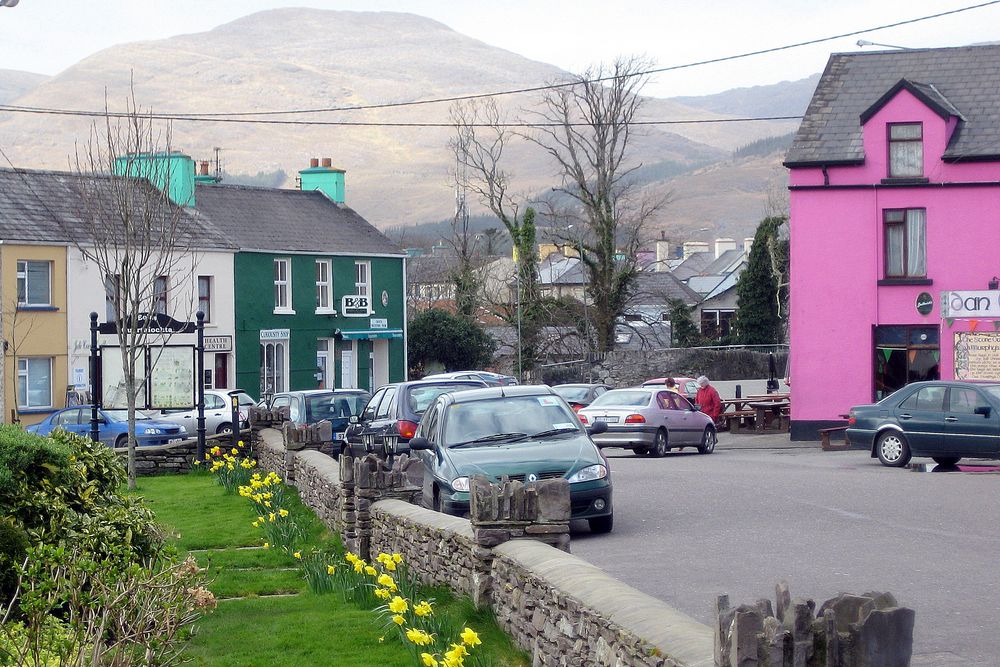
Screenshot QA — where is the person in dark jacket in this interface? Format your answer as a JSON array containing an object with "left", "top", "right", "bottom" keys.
[{"left": 695, "top": 375, "right": 721, "bottom": 423}]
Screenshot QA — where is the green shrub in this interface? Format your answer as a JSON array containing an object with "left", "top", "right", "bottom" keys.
[{"left": 0, "top": 519, "right": 28, "bottom": 606}]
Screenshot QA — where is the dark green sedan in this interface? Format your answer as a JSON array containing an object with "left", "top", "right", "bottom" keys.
[{"left": 408, "top": 385, "right": 614, "bottom": 533}]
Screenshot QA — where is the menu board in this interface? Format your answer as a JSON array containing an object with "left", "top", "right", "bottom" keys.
[
  {"left": 149, "top": 346, "right": 196, "bottom": 409},
  {"left": 100, "top": 347, "right": 147, "bottom": 409},
  {"left": 954, "top": 332, "right": 1000, "bottom": 380}
]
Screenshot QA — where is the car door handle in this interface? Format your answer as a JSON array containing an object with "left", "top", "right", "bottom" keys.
[
  {"left": 945, "top": 416, "right": 958, "bottom": 422},
  {"left": 898, "top": 414, "right": 912, "bottom": 420}
]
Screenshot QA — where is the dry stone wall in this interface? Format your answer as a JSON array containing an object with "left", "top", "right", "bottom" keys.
[
  {"left": 292, "top": 451, "right": 342, "bottom": 532},
  {"left": 581, "top": 349, "right": 788, "bottom": 388}
]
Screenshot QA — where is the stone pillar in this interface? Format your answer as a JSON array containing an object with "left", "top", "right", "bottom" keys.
[
  {"left": 346, "top": 453, "right": 423, "bottom": 560},
  {"left": 339, "top": 450, "right": 358, "bottom": 554}
]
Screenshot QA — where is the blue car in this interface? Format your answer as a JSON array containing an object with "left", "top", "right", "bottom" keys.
[{"left": 26, "top": 406, "right": 186, "bottom": 448}]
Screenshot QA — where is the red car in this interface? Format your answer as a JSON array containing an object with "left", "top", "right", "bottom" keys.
[{"left": 641, "top": 376, "right": 699, "bottom": 401}]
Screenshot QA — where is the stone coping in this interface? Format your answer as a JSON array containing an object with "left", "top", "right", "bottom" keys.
[
  {"left": 295, "top": 449, "right": 341, "bottom": 483},
  {"left": 493, "top": 539, "right": 714, "bottom": 667},
  {"left": 373, "top": 498, "right": 475, "bottom": 541},
  {"left": 259, "top": 428, "right": 283, "bottom": 448}
]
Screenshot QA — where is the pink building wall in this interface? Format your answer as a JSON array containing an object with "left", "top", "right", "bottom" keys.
[{"left": 789, "top": 89, "right": 1000, "bottom": 430}]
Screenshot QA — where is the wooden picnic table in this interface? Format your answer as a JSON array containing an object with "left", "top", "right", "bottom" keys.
[
  {"left": 748, "top": 399, "right": 790, "bottom": 431},
  {"left": 718, "top": 394, "right": 790, "bottom": 432}
]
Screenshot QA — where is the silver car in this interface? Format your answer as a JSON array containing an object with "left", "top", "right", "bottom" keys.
[
  {"left": 578, "top": 388, "right": 716, "bottom": 457},
  {"left": 156, "top": 389, "right": 257, "bottom": 436}
]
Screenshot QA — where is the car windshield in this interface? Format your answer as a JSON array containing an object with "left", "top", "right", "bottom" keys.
[
  {"left": 978, "top": 385, "right": 1000, "bottom": 403},
  {"left": 305, "top": 393, "right": 370, "bottom": 422},
  {"left": 589, "top": 389, "right": 651, "bottom": 408},
  {"left": 103, "top": 410, "right": 129, "bottom": 423},
  {"left": 553, "top": 386, "right": 591, "bottom": 402},
  {"left": 444, "top": 395, "right": 581, "bottom": 447},
  {"left": 408, "top": 384, "right": 476, "bottom": 415}
]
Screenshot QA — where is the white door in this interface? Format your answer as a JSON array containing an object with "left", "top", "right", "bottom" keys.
[
  {"left": 373, "top": 339, "right": 390, "bottom": 388},
  {"left": 341, "top": 349, "right": 355, "bottom": 389}
]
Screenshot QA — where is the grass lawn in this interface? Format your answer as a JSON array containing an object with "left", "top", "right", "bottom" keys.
[{"left": 132, "top": 472, "right": 528, "bottom": 667}]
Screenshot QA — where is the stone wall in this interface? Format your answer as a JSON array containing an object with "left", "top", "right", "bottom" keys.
[
  {"left": 292, "top": 451, "right": 343, "bottom": 532},
  {"left": 113, "top": 432, "right": 238, "bottom": 476}
]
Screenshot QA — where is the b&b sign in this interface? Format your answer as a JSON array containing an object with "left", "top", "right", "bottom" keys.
[
  {"left": 941, "top": 291, "right": 1000, "bottom": 318},
  {"left": 342, "top": 294, "right": 371, "bottom": 317}
]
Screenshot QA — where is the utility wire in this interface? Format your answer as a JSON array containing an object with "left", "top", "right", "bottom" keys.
[{"left": 2, "top": 0, "right": 994, "bottom": 120}]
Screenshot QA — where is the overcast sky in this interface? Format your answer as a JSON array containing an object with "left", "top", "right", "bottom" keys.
[{"left": 1, "top": 0, "right": 998, "bottom": 98}]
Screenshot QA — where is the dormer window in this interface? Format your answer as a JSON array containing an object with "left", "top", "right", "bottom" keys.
[{"left": 888, "top": 123, "right": 923, "bottom": 177}]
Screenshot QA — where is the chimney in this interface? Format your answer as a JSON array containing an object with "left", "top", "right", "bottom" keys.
[
  {"left": 744, "top": 237, "right": 755, "bottom": 255},
  {"left": 682, "top": 241, "right": 710, "bottom": 259},
  {"left": 714, "top": 237, "right": 737, "bottom": 258},
  {"left": 299, "top": 157, "right": 346, "bottom": 204},
  {"left": 654, "top": 240, "right": 671, "bottom": 271},
  {"left": 114, "top": 151, "right": 196, "bottom": 207}
]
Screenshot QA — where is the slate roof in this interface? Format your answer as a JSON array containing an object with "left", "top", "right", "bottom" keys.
[
  {"left": 704, "top": 249, "right": 746, "bottom": 275},
  {"left": 406, "top": 254, "right": 459, "bottom": 284},
  {"left": 539, "top": 254, "right": 586, "bottom": 286},
  {"left": 669, "top": 252, "right": 713, "bottom": 281},
  {"left": 786, "top": 44, "right": 1000, "bottom": 166},
  {"left": 631, "top": 270, "right": 702, "bottom": 306},
  {"left": 193, "top": 183, "right": 403, "bottom": 256},
  {"left": 0, "top": 168, "right": 234, "bottom": 248}
]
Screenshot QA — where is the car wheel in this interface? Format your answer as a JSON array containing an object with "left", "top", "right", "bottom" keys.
[
  {"left": 650, "top": 429, "right": 668, "bottom": 458},
  {"left": 216, "top": 422, "right": 234, "bottom": 436},
  {"left": 588, "top": 514, "right": 614, "bottom": 534},
  {"left": 875, "top": 431, "right": 911, "bottom": 467},
  {"left": 634, "top": 447, "right": 650, "bottom": 456},
  {"left": 114, "top": 434, "right": 127, "bottom": 448},
  {"left": 932, "top": 456, "right": 961, "bottom": 466},
  {"left": 698, "top": 427, "right": 717, "bottom": 454}
]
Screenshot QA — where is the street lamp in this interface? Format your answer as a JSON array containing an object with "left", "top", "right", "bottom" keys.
[{"left": 857, "top": 39, "right": 911, "bottom": 50}]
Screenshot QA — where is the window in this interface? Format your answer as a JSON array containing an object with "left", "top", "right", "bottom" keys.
[
  {"left": 274, "top": 259, "right": 291, "bottom": 312},
  {"left": 260, "top": 341, "right": 287, "bottom": 396},
  {"left": 884, "top": 209, "right": 926, "bottom": 278},
  {"left": 316, "top": 260, "right": 333, "bottom": 311},
  {"left": 949, "top": 388, "right": 986, "bottom": 414},
  {"left": 376, "top": 387, "right": 397, "bottom": 419},
  {"left": 154, "top": 276, "right": 168, "bottom": 316},
  {"left": 888, "top": 123, "right": 923, "bottom": 177},
  {"left": 17, "top": 357, "right": 52, "bottom": 409},
  {"left": 104, "top": 274, "right": 120, "bottom": 322},
  {"left": 701, "top": 310, "right": 734, "bottom": 340},
  {"left": 354, "top": 261, "right": 370, "bottom": 297},
  {"left": 16, "top": 260, "right": 51, "bottom": 307},
  {"left": 874, "top": 325, "right": 939, "bottom": 401},
  {"left": 198, "top": 276, "right": 212, "bottom": 322}
]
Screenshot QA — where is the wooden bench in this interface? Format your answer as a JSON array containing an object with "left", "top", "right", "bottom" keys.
[
  {"left": 776, "top": 406, "right": 791, "bottom": 432},
  {"left": 819, "top": 425, "right": 850, "bottom": 451},
  {"left": 723, "top": 410, "right": 757, "bottom": 433}
]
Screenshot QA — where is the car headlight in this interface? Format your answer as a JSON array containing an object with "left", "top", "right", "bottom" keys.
[
  {"left": 144, "top": 428, "right": 162, "bottom": 435},
  {"left": 451, "top": 476, "right": 470, "bottom": 492},
  {"left": 567, "top": 464, "right": 608, "bottom": 484}
]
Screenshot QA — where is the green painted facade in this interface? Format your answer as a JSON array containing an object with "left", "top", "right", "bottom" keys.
[{"left": 234, "top": 252, "right": 406, "bottom": 397}]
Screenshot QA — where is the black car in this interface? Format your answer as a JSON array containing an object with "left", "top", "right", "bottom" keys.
[
  {"left": 267, "top": 389, "right": 371, "bottom": 443},
  {"left": 345, "top": 379, "right": 486, "bottom": 455},
  {"left": 847, "top": 380, "right": 1000, "bottom": 467}
]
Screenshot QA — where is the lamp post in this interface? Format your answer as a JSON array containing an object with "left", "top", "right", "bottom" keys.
[
  {"left": 856, "top": 39, "right": 911, "bottom": 50},
  {"left": 515, "top": 264, "right": 523, "bottom": 383}
]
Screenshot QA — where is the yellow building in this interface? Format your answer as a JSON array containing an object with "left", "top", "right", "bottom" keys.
[{"left": 2, "top": 244, "right": 68, "bottom": 426}]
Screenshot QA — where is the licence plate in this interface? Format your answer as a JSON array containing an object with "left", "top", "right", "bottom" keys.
[
  {"left": 168, "top": 438, "right": 182, "bottom": 444},
  {"left": 595, "top": 416, "right": 619, "bottom": 423},
  {"left": 334, "top": 432, "right": 345, "bottom": 441}
]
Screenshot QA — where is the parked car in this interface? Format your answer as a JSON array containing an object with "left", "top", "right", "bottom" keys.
[
  {"left": 267, "top": 389, "right": 371, "bottom": 442},
  {"left": 407, "top": 385, "right": 614, "bottom": 533},
  {"left": 552, "top": 383, "right": 613, "bottom": 412},
  {"left": 578, "top": 387, "right": 716, "bottom": 457},
  {"left": 26, "top": 406, "right": 186, "bottom": 448},
  {"left": 153, "top": 389, "right": 256, "bottom": 436},
  {"left": 422, "top": 371, "right": 518, "bottom": 386},
  {"left": 345, "top": 379, "right": 487, "bottom": 456},
  {"left": 847, "top": 380, "right": 1000, "bottom": 467},
  {"left": 641, "top": 376, "right": 699, "bottom": 401}
]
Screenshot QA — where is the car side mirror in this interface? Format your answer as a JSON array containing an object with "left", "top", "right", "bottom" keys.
[
  {"left": 587, "top": 421, "right": 608, "bottom": 436},
  {"left": 349, "top": 415, "right": 359, "bottom": 424},
  {"left": 408, "top": 437, "right": 432, "bottom": 451},
  {"left": 975, "top": 405, "right": 992, "bottom": 418}
]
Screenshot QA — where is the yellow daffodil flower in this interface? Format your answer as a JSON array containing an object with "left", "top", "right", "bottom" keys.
[
  {"left": 392, "top": 614, "right": 405, "bottom": 626},
  {"left": 421, "top": 653, "right": 439, "bottom": 667},
  {"left": 383, "top": 559, "right": 396, "bottom": 572},
  {"left": 263, "top": 542, "right": 270, "bottom": 549},
  {"left": 377, "top": 574, "right": 395, "bottom": 589},
  {"left": 460, "top": 627, "right": 481, "bottom": 647},
  {"left": 293, "top": 551, "right": 301, "bottom": 559},
  {"left": 353, "top": 561, "right": 364, "bottom": 574},
  {"left": 278, "top": 508, "right": 289, "bottom": 517},
  {"left": 345, "top": 552, "right": 358, "bottom": 564},
  {"left": 414, "top": 601, "right": 433, "bottom": 617},
  {"left": 388, "top": 596, "right": 408, "bottom": 614},
  {"left": 406, "top": 628, "right": 433, "bottom": 646},
  {"left": 449, "top": 643, "right": 469, "bottom": 658},
  {"left": 268, "top": 512, "right": 276, "bottom": 522},
  {"left": 392, "top": 553, "right": 403, "bottom": 564},
  {"left": 327, "top": 565, "right": 336, "bottom": 575},
  {"left": 374, "top": 588, "right": 390, "bottom": 600},
  {"left": 364, "top": 565, "right": 377, "bottom": 576}
]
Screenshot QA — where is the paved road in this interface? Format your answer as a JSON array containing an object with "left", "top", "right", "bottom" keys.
[{"left": 570, "top": 434, "right": 999, "bottom": 666}]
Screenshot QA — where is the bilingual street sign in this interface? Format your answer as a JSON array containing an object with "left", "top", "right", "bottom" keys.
[{"left": 940, "top": 291, "right": 1000, "bottom": 319}]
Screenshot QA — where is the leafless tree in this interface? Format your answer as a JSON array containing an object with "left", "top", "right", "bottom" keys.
[
  {"left": 446, "top": 133, "right": 483, "bottom": 321},
  {"left": 528, "top": 56, "right": 668, "bottom": 352},
  {"left": 2, "top": 296, "right": 42, "bottom": 424},
  {"left": 67, "top": 92, "right": 199, "bottom": 489}
]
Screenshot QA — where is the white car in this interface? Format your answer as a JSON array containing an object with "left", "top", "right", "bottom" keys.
[{"left": 155, "top": 389, "right": 256, "bottom": 436}]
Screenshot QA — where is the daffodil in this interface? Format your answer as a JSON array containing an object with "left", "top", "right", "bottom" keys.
[
  {"left": 392, "top": 553, "right": 403, "bottom": 564},
  {"left": 448, "top": 643, "right": 469, "bottom": 658},
  {"left": 353, "top": 561, "right": 364, "bottom": 574},
  {"left": 414, "top": 600, "right": 433, "bottom": 617},
  {"left": 377, "top": 573, "right": 395, "bottom": 589},
  {"left": 420, "top": 653, "right": 439, "bottom": 667},
  {"left": 364, "top": 565, "right": 377, "bottom": 577},
  {"left": 388, "top": 596, "right": 408, "bottom": 614},
  {"left": 293, "top": 551, "right": 301, "bottom": 559},
  {"left": 345, "top": 552, "right": 358, "bottom": 564},
  {"left": 263, "top": 542, "right": 270, "bottom": 549},
  {"left": 374, "top": 588, "right": 391, "bottom": 600},
  {"left": 268, "top": 512, "right": 276, "bottom": 522},
  {"left": 327, "top": 565, "right": 336, "bottom": 575},
  {"left": 460, "top": 627, "right": 481, "bottom": 647},
  {"left": 392, "top": 614, "right": 405, "bottom": 626},
  {"left": 278, "top": 508, "right": 289, "bottom": 517},
  {"left": 383, "top": 560, "right": 397, "bottom": 572},
  {"left": 406, "top": 628, "right": 433, "bottom": 646}
]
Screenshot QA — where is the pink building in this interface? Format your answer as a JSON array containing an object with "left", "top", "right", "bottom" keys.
[{"left": 784, "top": 45, "right": 1000, "bottom": 440}]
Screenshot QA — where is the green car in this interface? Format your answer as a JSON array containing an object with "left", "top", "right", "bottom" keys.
[{"left": 408, "top": 385, "right": 614, "bottom": 533}]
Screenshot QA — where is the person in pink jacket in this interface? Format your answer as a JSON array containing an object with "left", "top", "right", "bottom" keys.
[{"left": 695, "top": 375, "right": 721, "bottom": 423}]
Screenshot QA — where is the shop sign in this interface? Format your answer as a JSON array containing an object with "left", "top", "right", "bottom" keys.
[
  {"left": 915, "top": 292, "right": 933, "bottom": 316},
  {"left": 204, "top": 335, "right": 232, "bottom": 352},
  {"left": 370, "top": 318, "right": 388, "bottom": 329},
  {"left": 259, "top": 328, "right": 290, "bottom": 341},
  {"left": 940, "top": 291, "right": 1000, "bottom": 319},
  {"left": 342, "top": 294, "right": 372, "bottom": 317},
  {"left": 954, "top": 332, "right": 1000, "bottom": 380}
]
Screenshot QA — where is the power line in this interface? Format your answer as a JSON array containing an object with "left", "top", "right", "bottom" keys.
[
  {"left": 3, "top": 0, "right": 994, "bottom": 120},
  {"left": 0, "top": 105, "right": 801, "bottom": 127}
]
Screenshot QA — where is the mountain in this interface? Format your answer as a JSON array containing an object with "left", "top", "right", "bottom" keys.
[
  {"left": 0, "top": 68, "right": 47, "bottom": 104},
  {"left": 671, "top": 74, "right": 820, "bottom": 119},
  {"left": 0, "top": 9, "right": 802, "bottom": 237}
]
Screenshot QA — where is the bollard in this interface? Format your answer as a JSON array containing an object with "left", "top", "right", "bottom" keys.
[{"left": 735, "top": 384, "right": 742, "bottom": 398}]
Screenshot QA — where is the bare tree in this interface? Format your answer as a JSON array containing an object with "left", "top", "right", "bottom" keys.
[
  {"left": 528, "top": 56, "right": 667, "bottom": 352},
  {"left": 67, "top": 93, "right": 199, "bottom": 489},
  {"left": 446, "top": 133, "right": 483, "bottom": 321},
  {"left": 3, "top": 296, "right": 41, "bottom": 424},
  {"left": 450, "top": 99, "right": 541, "bottom": 377}
]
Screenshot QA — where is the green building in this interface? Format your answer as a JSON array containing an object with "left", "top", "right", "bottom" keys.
[{"left": 193, "top": 160, "right": 407, "bottom": 398}]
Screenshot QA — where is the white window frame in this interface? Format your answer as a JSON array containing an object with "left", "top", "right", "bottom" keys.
[
  {"left": 315, "top": 259, "right": 334, "bottom": 313},
  {"left": 260, "top": 340, "right": 288, "bottom": 396},
  {"left": 888, "top": 122, "right": 923, "bottom": 178},
  {"left": 273, "top": 258, "right": 294, "bottom": 314},
  {"left": 154, "top": 275, "right": 169, "bottom": 316},
  {"left": 198, "top": 275, "right": 213, "bottom": 323},
  {"left": 17, "top": 357, "right": 53, "bottom": 409},
  {"left": 16, "top": 260, "right": 52, "bottom": 307},
  {"left": 105, "top": 274, "right": 120, "bottom": 323},
  {"left": 354, "top": 260, "right": 371, "bottom": 297}
]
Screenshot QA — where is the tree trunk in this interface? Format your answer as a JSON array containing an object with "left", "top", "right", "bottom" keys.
[{"left": 126, "top": 373, "right": 137, "bottom": 490}]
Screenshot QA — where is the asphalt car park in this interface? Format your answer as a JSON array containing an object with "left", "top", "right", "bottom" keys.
[{"left": 570, "top": 433, "right": 1000, "bottom": 665}]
